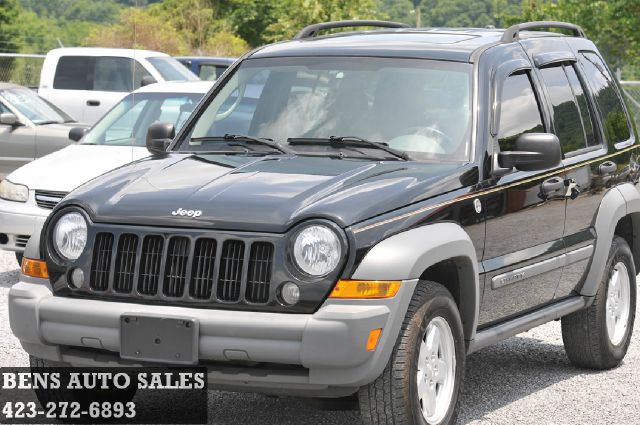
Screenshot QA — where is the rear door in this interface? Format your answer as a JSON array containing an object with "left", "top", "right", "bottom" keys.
[
  {"left": 45, "top": 55, "right": 94, "bottom": 121},
  {"left": 83, "top": 57, "right": 136, "bottom": 124},
  {"left": 45, "top": 56, "right": 139, "bottom": 125},
  {"left": 555, "top": 48, "right": 635, "bottom": 297}
]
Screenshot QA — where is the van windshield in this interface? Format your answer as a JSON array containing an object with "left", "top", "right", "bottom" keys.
[
  {"left": 81, "top": 92, "right": 204, "bottom": 146},
  {"left": 179, "top": 56, "right": 472, "bottom": 161}
]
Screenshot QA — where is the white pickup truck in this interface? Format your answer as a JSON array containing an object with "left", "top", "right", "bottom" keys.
[{"left": 38, "top": 47, "right": 198, "bottom": 124}]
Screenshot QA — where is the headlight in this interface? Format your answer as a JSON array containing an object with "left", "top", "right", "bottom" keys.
[
  {"left": 293, "top": 224, "right": 342, "bottom": 276},
  {"left": 0, "top": 180, "right": 28, "bottom": 202},
  {"left": 53, "top": 212, "right": 87, "bottom": 260}
]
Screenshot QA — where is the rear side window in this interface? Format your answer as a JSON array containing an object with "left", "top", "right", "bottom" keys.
[
  {"left": 53, "top": 56, "right": 149, "bottom": 92},
  {"left": 579, "top": 52, "right": 631, "bottom": 145},
  {"left": 565, "top": 65, "right": 597, "bottom": 148},
  {"left": 540, "top": 65, "right": 592, "bottom": 153},
  {"left": 94, "top": 57, "right": 134, "bottom": 92},
  {"left": 497, "top": 72, "right": 545, "bottom": 151},
  {"left": 53, "top": 56, "right": 95, "bottom": 90},
  {"left": 198, "top": 64, "right": 229, "bottom": 81}
]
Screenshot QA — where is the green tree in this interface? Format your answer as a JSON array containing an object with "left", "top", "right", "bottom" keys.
[
  {"left": 380, "top": 0, "right": 522, "bottom": 28},
  {"left": 265, "top": 0, "right": 381, "bottom": 42},
  {"left": 85, "top": 8, "right": 189, "bottom": 53},
  {"left": 222, "top": 0, "right": 280, "bottom": 47},
  {"left": 0, "top": 0, "right": 20, "bottom": 53},
  {"left": 502, "top": 0, "right": 639, "bottom": 77}
]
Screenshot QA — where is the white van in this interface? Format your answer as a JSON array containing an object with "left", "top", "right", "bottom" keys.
[{"left": 38, "top": 47, "right": 198, "bottom": 124}]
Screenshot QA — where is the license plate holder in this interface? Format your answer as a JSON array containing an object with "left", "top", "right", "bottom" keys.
[{"left": 120, "top": 314, "right": 199, "bottom": 365}]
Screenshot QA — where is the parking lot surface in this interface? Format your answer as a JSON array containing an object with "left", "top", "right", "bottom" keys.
[{"left": 0, "top": 250, "right": 638, "bottom": 424}]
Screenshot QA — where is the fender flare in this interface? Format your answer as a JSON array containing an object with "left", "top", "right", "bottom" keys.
[
  {"left": 23, "top": 222, "right": 44, "bottom": 261},
  {"left": 351, "top": 222, "right": 480, "bottom": 342},
  {"left": 582, "top": 183, "right": 640, "bottom": 297}
]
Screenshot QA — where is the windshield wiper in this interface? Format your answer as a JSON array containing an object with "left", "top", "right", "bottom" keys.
[
  {"left": 36, "top": 120, "right": 61, "bottom": 125},
  {"left": 287, "top": 136, "right": 409, "bottom": 161},
  {"left": 190, "top": 134, "right": 293, "bottom": 154}
]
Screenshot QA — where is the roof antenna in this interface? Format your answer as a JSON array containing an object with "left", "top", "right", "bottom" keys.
[{"left": 57, "top": 38, "right": 64, "bottom": 48}]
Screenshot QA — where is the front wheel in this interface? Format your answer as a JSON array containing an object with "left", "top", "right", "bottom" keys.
[{"left": 359, "top": 281, "right": 465, "bottom": 425}]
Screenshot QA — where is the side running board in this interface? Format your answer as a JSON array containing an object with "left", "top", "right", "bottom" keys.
[{"left": 468, "top": 296, "right": 591, "bottom": 353}]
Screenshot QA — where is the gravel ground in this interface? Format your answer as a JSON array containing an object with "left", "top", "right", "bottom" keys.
[{"left": 1, "top": 250, "right": 638, "bottom": 424}]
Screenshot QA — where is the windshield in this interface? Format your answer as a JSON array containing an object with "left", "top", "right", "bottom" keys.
[
  {"left": 81, "top": 92, "right": 204, "bottom": 146},
  {"left": 147, "top": 57, "right": 199, "bottom": 82},
  {"left": 179, "top": 57, "right": 472, "bottom": 161},
  {"left": 1, "top": 88, "right": 73, "bottom": 125}
]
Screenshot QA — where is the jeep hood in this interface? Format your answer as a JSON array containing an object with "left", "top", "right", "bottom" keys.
[{"left": 66, "top": 153, "right": 471, "bottom": 232}]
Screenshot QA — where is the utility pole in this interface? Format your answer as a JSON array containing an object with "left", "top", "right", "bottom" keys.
[{"left": 413, "top": 0, "right": 422, "bottom": 28}]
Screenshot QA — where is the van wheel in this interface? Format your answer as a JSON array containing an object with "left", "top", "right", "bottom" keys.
[
  {"left": 29, "top": 356, "right": 137, "bottom": 412},
  {"left": 359, "top": 281, "right": 465, "bottom": 425},
  {"left": 562, "top": 236, "right": 637, "bottom": 369}
]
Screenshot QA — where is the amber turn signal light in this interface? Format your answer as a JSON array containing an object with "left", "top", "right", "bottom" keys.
[
  {"left": 366, "top": 328, "right": 382, "bottom": 351},
  {"left": 329, "top": 280, "right": 401, "bottom": 299},
  {"left": 21, "top": 258, "right": 49, "bottom": 279}
]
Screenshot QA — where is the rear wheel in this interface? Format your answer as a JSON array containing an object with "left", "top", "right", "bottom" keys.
[
  {"left": 562, "top": 236, "right": 637, "bottom": 369},
  {"left": 359, "top": 281, "right": 465, "bottom": 425}
]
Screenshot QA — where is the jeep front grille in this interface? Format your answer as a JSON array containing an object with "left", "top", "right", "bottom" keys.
[
  {"left": 138, "top": 235, "right": 163, "bottom": 295},
  {"left": 163, "top": 237, "right": 190, "bottom": 297},
  {"left": 114, "top": 234, "right": 138, "bottom": 293},
  {"left": 90, "top": 233, "right": 114, "bottom": 291},
  {"left": 86, "top": 231, "right": 275, "bottom": 305},
  {"left": 217, "top": 240, "right": 245, "bottom": 301},
  {"left": 246, "top": 242, "right": 274, "bottom": 303}
]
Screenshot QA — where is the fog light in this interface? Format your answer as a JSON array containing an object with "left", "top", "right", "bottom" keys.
[
  {"left": 70, "top": 268, "right": 84, "bottom": 288},
  {"left": 280, "top": 282, "right": 300, "bottom": 306}
]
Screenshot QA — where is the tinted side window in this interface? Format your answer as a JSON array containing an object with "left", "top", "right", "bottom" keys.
[
  {"left": 540, "top": 66, "right": 586, "bottom": 153},
  {"left": 94, "top": 57, "right": 133, "bottom": 92},
  {"left": 565, "top": 65, "right": 597, "bottom": 148},
  {"left": 53, "top": 56, "right": 95, "bottom": 90},
  {"left": 498, "top": 72, "right": 544, "bottom": 151},
  {"left": 580, "top": 52, "right": 631, "bottom": 144},
  {"left": 198, "top": 64, "right": 217, "bottom": 81},
  {"left": 133, "top": 61, "right": 153, "bottom": 90}
]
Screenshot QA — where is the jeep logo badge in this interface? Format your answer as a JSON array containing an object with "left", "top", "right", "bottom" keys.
[{"left": 171, "top": 208, "right": 203, "bottom": 218}]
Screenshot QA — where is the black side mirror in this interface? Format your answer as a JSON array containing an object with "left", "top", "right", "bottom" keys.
[
  {"left": 0, "top": 112, "right": 19, "bottom": 126},
  {"left": 146, "top": 122, "right": 175, "bottom": 154},
  {"left": 68, "top": 127, "right": 89, "bottom": 142},
  {"left": 141, "top": 75, "right": 157, "bottom": 87},
  {"left": 498, "top": 133, "right": 562, "bottom": 172}
]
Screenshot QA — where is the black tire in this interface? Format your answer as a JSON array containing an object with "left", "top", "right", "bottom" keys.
[
  {"left": 562, "top": 236, "right": 637, "bottom": 369},
  {"left": 15, "top": 252, "right": 23, "bottom": 266},
  {"left": 30, "top": 356, "right": 137, "bottom": 416},
  {"left": 358, "top": 281, "right": 465, "bottom": 425}
]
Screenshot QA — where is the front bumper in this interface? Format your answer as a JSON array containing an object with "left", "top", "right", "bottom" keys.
[
  {"left": 0, "top": 195, "right": 49, "bottom": 252},
  {"left": 9, "top": 278, "right": 417, "bottom": 397}
]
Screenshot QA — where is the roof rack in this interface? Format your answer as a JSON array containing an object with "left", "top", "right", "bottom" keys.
[
  {"left": 501, "top": 21, "right": 586, "bottom": 42},
  {"left": 294, "top": 20, "right": 410, "bottom": 40}
]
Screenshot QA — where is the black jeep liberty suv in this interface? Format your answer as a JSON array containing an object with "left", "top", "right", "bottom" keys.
[{"left": 10, "top": 20, "right": 639, "bottom": 425}]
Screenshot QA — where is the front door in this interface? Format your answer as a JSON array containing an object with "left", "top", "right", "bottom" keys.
[
  {"left": 479, "top": 68, "right": 567, "bottom": 326},
  {"left": 0, "top": 102, "right": 35, "bottom": 178}
]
